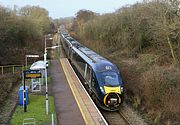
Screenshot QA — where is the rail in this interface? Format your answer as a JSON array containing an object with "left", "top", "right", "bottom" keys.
[
  {"left": 119, "top": 111, "right": 132, "bottom": 125},
  {"left": 101, "top": 110, "right": 132, "bottom": 125},
  {"left": 0, "top": 65, "right": 24, "bottom": 76}
]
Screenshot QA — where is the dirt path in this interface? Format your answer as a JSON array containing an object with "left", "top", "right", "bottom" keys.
[{"left": 0, "top": 84, "right": 19, "bottom": 125}]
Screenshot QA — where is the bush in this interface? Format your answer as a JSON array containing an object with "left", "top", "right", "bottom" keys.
[
  {"left": 0, "top": 5, "right": 51, "bottom": 65},
  {"left": 72, "top": 1, "right": 180, "bottom": 65},
  {"left": 0, "top": 74, "right": 19, "bottom": 105},
  {"left": 140, "top": 66, "right": 180, "bottom": 124}
]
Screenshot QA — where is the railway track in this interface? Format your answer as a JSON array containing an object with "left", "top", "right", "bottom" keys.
[{"left": 101, "top": 110, "right": 131, "bottom": 125}]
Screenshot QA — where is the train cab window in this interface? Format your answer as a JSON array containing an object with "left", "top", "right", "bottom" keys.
[{"left": 101, "top": 72, "right": 120, "bottom": 86}]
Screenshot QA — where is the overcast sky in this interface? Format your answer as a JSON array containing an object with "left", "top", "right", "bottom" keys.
[{"left": 0, "top": 0, "right": 143, "bottom": 19}]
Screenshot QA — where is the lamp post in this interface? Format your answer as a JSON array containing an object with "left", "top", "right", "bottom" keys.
[
  {"left": 45, "top": 56, "right": 48, "bottom": 115},
  {"left": 44, "top": 34, "right": 53, "bottom": 115},
  {"left": 44, "top": 45, "right": 60, "bottom": 114},
  {"left": 44, "top": 35, "right": 48, "bottom": 115}
]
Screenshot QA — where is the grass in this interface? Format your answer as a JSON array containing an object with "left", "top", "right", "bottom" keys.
[{"left": 11, "top": 94, "right": 56, "bottom": 125}]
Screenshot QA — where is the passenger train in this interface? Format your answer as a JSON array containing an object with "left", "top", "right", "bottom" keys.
[{"left": 60, "top": 31, "right": 124, "bottom": 111}]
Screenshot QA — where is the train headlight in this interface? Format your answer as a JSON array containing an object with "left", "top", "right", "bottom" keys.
[{"left": 100, "top": 86, "right": 105, "bottom": 93}]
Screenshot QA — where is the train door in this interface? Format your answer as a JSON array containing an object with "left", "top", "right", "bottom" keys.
[
  {"left": 88, "top": 66, "right": 92, "bottom": 89},
  {"left": 90, "top": 71, "right": 99, "bottom": 100},
  {"left": 70, "top": 48, "right": 73, "bottom": 60},
  {"left": 71, "top": 49, "right": 76, "bottom": 62},
  {"left": 67, "top": 46, "right": 70, "bottom": 58},
  {"left": 91, "top": 72, "right": 96, "bottom": 88},
  {"left": 68, "top": 46, "right": 72, "bottom": 59},
  {"left": 84, "top": 64, "right": 92, "bottom": 90}
]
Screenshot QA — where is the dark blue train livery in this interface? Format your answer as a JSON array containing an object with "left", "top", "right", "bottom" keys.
[{"left": 60, "top": 31, "right": 124, "bottom": 111}]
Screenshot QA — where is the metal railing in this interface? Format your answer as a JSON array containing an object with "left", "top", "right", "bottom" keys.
[
  {"left": 23, "top": 118, "right": 36, "bottom": 125},
  {"left": 0, "top": 65, "right": 24, "bottom": 76}
]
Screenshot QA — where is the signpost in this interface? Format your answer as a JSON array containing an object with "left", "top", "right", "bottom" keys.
[
  {"left": 26, "top": 55, "right": 39, "bottom": 69},
  {"left": 23, "top": 69, "right": 41, "bottom": 112},
  {"left": 24, "top": 69, "right": 41, "bottom": 79}
]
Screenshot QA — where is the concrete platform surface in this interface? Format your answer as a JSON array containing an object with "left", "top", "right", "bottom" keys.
[
  {"left": 60, "top": 58, "right": 108, "bottom": 125},
  {"left": 50, "top": 60, "right": 85, "bottom": 125}
]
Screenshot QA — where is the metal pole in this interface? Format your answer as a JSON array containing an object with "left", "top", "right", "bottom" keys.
[
  {"left": 13, "top": 65, "right": 15, "bottom": 74},
  {"left": 23, "top": 71, "right": 27, "bottom": 112},
  {"left": 26, "top": 56, "right": 27, "bottom": 69},
  {"left": 22, "top": 65, "right": 24, "bottom": 73},
  {"left": 1, "top": 66, "right": 3, "bottom": 75},
  {"left": 44, "top": 35, "right": 48, "bottom": 115},
  {"left": 45, "top": 35, "right": 46, "bottom": 50},
  {"left": 45, "top": 65, "right": 48, "bottom": 115},
  {"left": 44, "top": 34, "right": 47, "bottom": 64},
  {"left": 44, "top": 53, "right": 46, "bottom": 65},
  {"left": 52, "top": 114, "right": 54, "bottom": 125}
]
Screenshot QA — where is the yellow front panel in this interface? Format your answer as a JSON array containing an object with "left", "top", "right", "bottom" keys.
[{"left": 104, "top": 86, "right": 121, "bottom": 94}]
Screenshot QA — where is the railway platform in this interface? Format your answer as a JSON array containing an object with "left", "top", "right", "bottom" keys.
[{"left": 50, "top": 59, "right": 107, "bottom": 125}]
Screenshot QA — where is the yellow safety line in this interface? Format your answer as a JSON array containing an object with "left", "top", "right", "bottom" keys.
[{"left": 60, "top": 59, "right": 89, "bottom": 125}]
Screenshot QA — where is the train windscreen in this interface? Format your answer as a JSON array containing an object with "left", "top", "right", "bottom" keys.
[{"left": 100, "top": 72, "right": 121, "bottom": 87}]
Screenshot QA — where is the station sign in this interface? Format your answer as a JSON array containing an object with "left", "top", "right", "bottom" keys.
[{"left": 24, "top": 69, "right": 41, "bottom": 79}]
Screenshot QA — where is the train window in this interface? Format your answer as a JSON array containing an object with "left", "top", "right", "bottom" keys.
[
  {"left": 84, "top": 64, "right": 88, "bottom": 78},
  {"left": 65, "top": 41, "right": 68, "bottom": 47},
  {"left": 73, "top": 53, "right": 86, "bottom": 76},
  {"left": 76, "top": 54, "right": 82, "bottom": 62},
  {"left": 101, "top": 72, "right": 120, "bottom": 86}
]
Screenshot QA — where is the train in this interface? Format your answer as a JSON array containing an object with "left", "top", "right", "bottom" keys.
[{"left": 60, "top": 31, "right": 124, "bottom": 111}]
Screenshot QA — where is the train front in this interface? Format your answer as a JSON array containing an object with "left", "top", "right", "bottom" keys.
[{"left": 95, "top": 65, "right": 124, "bottom": 111}]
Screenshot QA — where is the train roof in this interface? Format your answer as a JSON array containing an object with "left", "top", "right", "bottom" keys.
[
  {"left": 66, "top": 36, "right": 75, "bottom": 41},
  {"left": 78, "top": 47, "right": 106, "bottom": 62},
  {"left": 60, "top": 32, "right": 119, "bottom": 72},
  {"left": 63, "top": 35, "right": 83, "bottom": 48},
  {"left": 72, "top": 46, "right": 119, "bottom": 72},
  {"left": 60, "top": 31, "right": 69, "bottom": 35},
  {"left": 61, "top": 32, "right": 69, "bottom": 38}
]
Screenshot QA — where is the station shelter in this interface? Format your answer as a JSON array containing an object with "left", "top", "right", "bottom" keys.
[{"left": 30, "top": 61, "right": 46, "bottom": 92}]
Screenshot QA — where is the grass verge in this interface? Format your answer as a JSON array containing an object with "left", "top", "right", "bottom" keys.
[{"left": 11, "top": 94, "right": 56, "bottom": 125}]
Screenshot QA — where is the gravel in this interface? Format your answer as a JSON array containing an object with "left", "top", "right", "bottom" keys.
[{"left": 120, "top": 103, "right": 148, "bottom": 125}]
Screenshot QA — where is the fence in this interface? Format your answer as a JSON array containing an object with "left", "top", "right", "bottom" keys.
[{"left": 0, "top": 65, "right": 24, "bottom": 76}]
